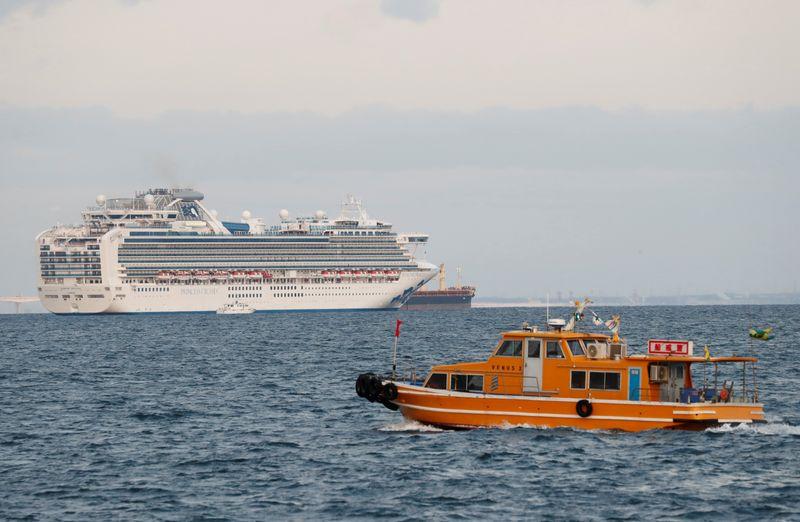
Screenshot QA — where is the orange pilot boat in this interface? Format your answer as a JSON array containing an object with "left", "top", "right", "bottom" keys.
[{"left": 356, "top": 302, "right": 766, "bottom": 432}]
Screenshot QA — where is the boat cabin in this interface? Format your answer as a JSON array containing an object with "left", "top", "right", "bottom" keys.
[{"left": 422, "top": 330, "right": 758, "bottom": 404}]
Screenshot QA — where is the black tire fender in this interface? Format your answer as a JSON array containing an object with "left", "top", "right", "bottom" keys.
[
  {"left": 383, "top": 382, "right": 399, "bottom": 401},
  {"left": 366, "top": 375, "right": 383, "bottom": 403},
  {"left": 576, "top": 399, "right": 593, "bottom": 418},
  {"left": 355, "top": 374, "right": 368, "bottom": 398},
  {"left": 381, "top": 399, "right": 399, "bottom": 411}
]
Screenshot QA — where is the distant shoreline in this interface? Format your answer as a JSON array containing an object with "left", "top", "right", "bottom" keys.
[{"left": 473, "top": 295, "right": 800, "bottom": 308}]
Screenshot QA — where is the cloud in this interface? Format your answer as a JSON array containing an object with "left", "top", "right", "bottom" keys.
[
  {"left": 380, "top": 0, "right": 439, "bottom": 23},
  {"left": 0, "top": 0, "right": 140, "bottom": 20},
  {"left": 1, "top": 1, "right": 798, "bottom": 115},
  {"left": 0, "top": 0, "right": 62, "bottom": 19},
  {"left": 2, "top": 106, "right": 799, "bottom": 187}
]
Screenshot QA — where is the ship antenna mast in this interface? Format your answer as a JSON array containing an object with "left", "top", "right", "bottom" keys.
[{"left": 546, "top": 293, "right": 550, "bottom": 323}]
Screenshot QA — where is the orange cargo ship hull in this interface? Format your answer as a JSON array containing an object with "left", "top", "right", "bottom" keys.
[{"left": 392, "top": 383, "right": 765, "bottom": 432}]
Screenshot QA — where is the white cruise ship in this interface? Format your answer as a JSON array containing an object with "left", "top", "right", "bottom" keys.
[{"left": 36, "top": 189, "right": 437, "bottom": 314}]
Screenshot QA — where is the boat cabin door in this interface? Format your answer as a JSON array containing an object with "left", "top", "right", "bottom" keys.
[
  {"left": 523, "top": 339, "right": 543, "bottom": 392},
  {"left": 660, "top": 363, "right": 686, "bottom": 402}
]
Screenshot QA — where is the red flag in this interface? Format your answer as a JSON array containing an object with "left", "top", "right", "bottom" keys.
[{"left": 394, "top": 319, "right": 403, "bottom": 337}]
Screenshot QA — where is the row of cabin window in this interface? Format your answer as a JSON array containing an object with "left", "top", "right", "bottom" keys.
[
  {"left": 425, "top": 373, "right": 483, "bottom": 393},
  {"left": 571, "top": 370, "right": 620, "bottom": 391},
  {"left": 495, "top": 339, "right": 588, "bottom": 358},
  {"left": 426, "top": 370, "right": 620, "bottom": 392}
]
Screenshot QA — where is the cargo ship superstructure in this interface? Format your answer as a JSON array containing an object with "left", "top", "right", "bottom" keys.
[
  {"left": 36, "top": 189, "right": 437, "bottom": 314},
  {"left": 403, "top": 265, "right": 476, "bottom": 310}
]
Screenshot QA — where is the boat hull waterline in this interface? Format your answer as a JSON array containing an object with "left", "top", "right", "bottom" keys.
[{"left": 389, "top": 382, "right": 765, "bottom": 432}]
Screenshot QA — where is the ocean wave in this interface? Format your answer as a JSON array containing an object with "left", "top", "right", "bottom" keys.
[
  {"left": 706, "top": 422, "right": 800, "bottom": 436},
  {"left": 377, "top": 419, "right": 444, "bottom": 432}
]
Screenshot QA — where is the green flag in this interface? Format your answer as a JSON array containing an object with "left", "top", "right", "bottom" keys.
[{"left": 749, "top": 327, "right": 773, "bottom": 341}]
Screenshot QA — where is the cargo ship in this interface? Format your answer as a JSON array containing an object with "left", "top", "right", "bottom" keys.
[{"left": 403, "top": 265, "right": 475, "bottom": 310}]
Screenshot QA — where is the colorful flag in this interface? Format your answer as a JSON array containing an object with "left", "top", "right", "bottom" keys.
[
  {"left": 395, "top": 319, "right": 403, "bottom": 338},
  {"left": 749, "top": 327, "right": 773, "bottom": 341},
  {"left": 704, "top": 345, "right": 711, "bottom": 360}
]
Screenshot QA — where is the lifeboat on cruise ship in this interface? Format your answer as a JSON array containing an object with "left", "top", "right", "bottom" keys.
[
  {"left": 261, "top": 271, "right": 273, "bottom": 279},
  {"left": 356, "top": 301, "right": 766, "bottom": 432},
  {"left": 232, "top": 271, "right": 246, "bottom": 280},
  {"left": 157, "top": 271, "right": 172, "bottom": 281},
  {"left": 248, "top": 271, "right": 263, "bottom": 280},
  {"left": 175, "top": 270, "right": 190, "bottom": 281},
  {"left": 195, "top": 270, "right": 211, "bottom": 281}
]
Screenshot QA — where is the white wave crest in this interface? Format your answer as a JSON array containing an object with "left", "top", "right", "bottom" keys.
[
  {"left": 495, "top": 421, "right": 550, "bottom": 430},
  {"left": 706, "top": 422, "right": 800, "bottom": 436},
  {"left": 378, "top": 419, "right": 444, "bottom": 433}
]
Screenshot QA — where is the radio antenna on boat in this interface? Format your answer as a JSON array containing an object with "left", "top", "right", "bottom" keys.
[{"left": 546, "top": 293, "right": 550, "bottom": 323}]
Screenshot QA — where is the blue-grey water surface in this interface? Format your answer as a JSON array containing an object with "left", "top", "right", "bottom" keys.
[{"left": 1, "top": 305, "right": 799, "bottom": 520}]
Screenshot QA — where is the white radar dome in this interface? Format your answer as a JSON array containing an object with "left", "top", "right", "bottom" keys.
[
  {"left": 143, "top": 194, "right": 155, "bottom": 207},
  {"left": 315, "top": 210, "right": 325, "bottom": 220},
  {"left": 242, "top": 210, "right": 252, "bottom": 220},
  {"left": 279, "top": 209, "right": 290, "bottom": 220},
  {"left": 96, "top": 194, "right": 106, "bottom": 206}
]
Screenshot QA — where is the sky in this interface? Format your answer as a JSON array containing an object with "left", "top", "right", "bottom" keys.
[{"left": 1, "top": 0, "right": 799, "bottom": 299}]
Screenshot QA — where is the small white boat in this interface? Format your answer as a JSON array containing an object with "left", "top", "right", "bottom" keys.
[{"left": 216, "top": 302, "right": 255, "bottom": 315}]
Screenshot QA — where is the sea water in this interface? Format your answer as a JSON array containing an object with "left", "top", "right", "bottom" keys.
[{"left": 1, "top": 305, "right": 798, "bottom": 519}]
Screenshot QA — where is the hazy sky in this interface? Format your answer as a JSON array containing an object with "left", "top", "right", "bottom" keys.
[{"left": 1, "top": 0, "right": 799, "bottom": 299}]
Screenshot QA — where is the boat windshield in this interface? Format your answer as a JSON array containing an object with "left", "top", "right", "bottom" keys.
[
  {"left": 567, "top": 340, "right": 585, "bottom": 356},
  {"left": 495, "top": 340, "right": 522, "bottom": 357}
]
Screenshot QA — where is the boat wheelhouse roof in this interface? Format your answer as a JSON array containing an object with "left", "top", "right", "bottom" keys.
[
  {"left": 498, "top": 330, "right": 758, "bottom": 363},
  {"left": 501, "top": 330, "right": 612, "bottom": 340},
  {"left": 627, "top": 355, "right": 757, "bottom": 363}
]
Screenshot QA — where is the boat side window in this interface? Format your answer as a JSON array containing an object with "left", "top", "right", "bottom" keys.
[
  {"left": 425, "top": 373, "right": 447, "bottom": 389},
  {"left": 571, "top": 370, "right": 586, "bottom": 389},
  {"left": 546, "top": 341, "right": 564, "bottom": 359},
  {"left": 450, "top": 374, "right": 484, "bottom": 393},
  {"left": 589, "top": 371, "right": 621, "bottom": 391},
  {"left": 567, "top": 340, "right": 585, "bottom": 356},
  {"left": 527, "top": 339, "right": 541, "bottom": 358},
  {"left": 495, "top": 340, "right": 522, "bottom": 357}
]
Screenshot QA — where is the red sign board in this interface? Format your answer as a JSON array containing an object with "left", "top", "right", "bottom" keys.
[{"left": 648, "top": 339, "right": 693, "bottom": 356}]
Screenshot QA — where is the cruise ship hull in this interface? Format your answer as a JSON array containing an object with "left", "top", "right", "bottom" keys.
[{"left": 38, "top": 270, "right": 435, "bottom": 314}]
